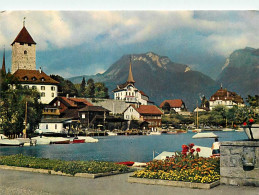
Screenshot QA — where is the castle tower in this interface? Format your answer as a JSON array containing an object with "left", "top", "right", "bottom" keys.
[{"left": 11, "top": 22, "right": 36, "bottom": 74}]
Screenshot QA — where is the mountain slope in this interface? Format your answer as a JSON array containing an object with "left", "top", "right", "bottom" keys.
[
  {"left": 69, "top": 52, "right": 217, "bottom": 110},
  {"left": 217, "top": 47, "right": 259, "bottom": 97}
]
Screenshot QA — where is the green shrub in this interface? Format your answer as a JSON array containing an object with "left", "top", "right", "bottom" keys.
[{"left": 0, "top": 154, "right": 129, "bottom": 176}]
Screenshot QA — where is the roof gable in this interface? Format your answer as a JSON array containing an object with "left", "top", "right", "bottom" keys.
[
  {"left": 137, "top": 105, "right": 163, "bottom": 115},
  {"left": 160, "top": 99, "right": 183, "bottom": 108},
  {"left": 11, "top": 26, "right": 36, "bottom": 45},
  {"left": 13, "top": 69, "right": 59, "bottom": 84}
]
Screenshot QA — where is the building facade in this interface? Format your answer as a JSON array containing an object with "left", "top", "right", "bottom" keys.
[
  {"left": 10, "top": 24, "right": 59, "bottom": 104},
  {"left": 209, "top": 86, "right": 245, "bottom": 110},
  {"left": 159, "top": 99, "right": 186, "bottom": 113},
  {"left": 123, "top": 105, "right": 163, "bottom": 129},
  {"left": 113, "top": 59, "right": 152, "bottom": 105}
]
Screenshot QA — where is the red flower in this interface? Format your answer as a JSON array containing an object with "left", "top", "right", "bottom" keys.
[
  {"left": 189, "top": 143, "right": 195, "bottom": 148},
  {"left": 243, "top": 122, "right": 247, "bottom": 126},
  {"left": 181, "top": 151, "right": 187, "bottom": 155},
  {"left": 182, "top": 144, "right": 188, "bottom": 149},
  {"left": 249, "top": 118, "right": 254, "bottom": 123},
  {"left": 196, "top": 148, "right": 201, "bottom": 152},
  {"left": 190, "top": 149, "right": 195, "bottom": 154}
]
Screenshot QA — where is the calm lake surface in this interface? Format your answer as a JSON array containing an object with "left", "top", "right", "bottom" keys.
[{"left": 0, "top": 131, "right": 247, "bottom": 162}]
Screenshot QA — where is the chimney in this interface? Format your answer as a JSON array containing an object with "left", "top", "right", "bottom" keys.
[{"left": 39, "top": 67, "right": 42, "bottom": 73}]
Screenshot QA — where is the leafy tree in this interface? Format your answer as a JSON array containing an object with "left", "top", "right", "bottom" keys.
[
  {"left": 162, "top": 102, "right": 171, "bottom": 114},
  {"left": 95, "top": 82, "right": 109, "bottom": 98},
  {"left": 80, "top": 77, "right": 86, "bottom": 94},
  {"left": 0, "top": 86, "right": 42, "bottom": 137},
  {"left": 50, "top": 75, "right": 78, "bottom": 97},
  {"left": 85, "top": 79, "right": 95, "bottom": 98},
  {"left": 246, "top": 95, "right": 259, "bottom": 107}
]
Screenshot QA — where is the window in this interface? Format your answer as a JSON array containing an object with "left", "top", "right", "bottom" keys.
[
  {"left": 20, "top": 43, "right": 24, "bottom": 45},
  {"left": 82, "top": 114, "right": 85, "bottom": 119},
  {"left": 46, "top": 124, "right": 48, "bottom": 129},
  {"left": 41, "top": 86, "right": 45, "bottom": 90},
  {"left": 55, "top": 124, "right": 57, "bottom": 129},
  {"left": 24, "top": 85, "right": 29, "bottom": 89},
  {"left": 54, "top": 103, "right": 56, "bottom": 106},
  {"left": 28, "top": 43, "right": 31, "bottom": 46},
  {"left": 51, "top": 86, "right": 55, "bottom": 91},
  {"left": 57, "top": 101, "right": 60, "bottom": 106},
  {"left": 41, "top": 78, "right": 45, "bottom": 82},
  {"left": 24, "top": 50, "right": 27, "bottom": 55},
  {"left": 41, "top": 92, "right": 45, "bottom": 97},
  {"left": 32, "top": 77, "right": 37, "bottom": 81},
  {"left": 23, "top": 76, "right": 28, "bottom": 81},
  {"left": 52, "top": 93, "right": 54, "bottom": 97},
  {"left": 32, "top": 86, "right": 36, "bottom": 90}
]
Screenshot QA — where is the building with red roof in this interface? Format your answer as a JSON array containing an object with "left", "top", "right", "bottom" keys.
[
  {"left": 123, "top": 104, "right": 163, "bottom": 129},
  {"left": 10, "top": 23, "right": 59, "bottom": 104},
  {"left": 159, "top": 99, "right": 186, "bottom": 113},
  {"left": 209, "top": 86, "right": 245, "bottom": 110}
]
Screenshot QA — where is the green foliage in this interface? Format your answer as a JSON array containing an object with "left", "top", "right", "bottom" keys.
[
  {"left": 162, "top": 102, "right": 171, "bottom": 114},
  {"left": 246, "top": 95, "right": 259, "bottom": 107},
  {"left": 0, "top": 87, "right": 43, "bottom": 136},
  {"left": 0, "top": 154, "right": 130, "bottom": 176},
  {"left": 162, "top": 114, "right": 194, "bottom": 127},
  {"left": 50, "top": 75, "right": 78, "bottom": 96}
]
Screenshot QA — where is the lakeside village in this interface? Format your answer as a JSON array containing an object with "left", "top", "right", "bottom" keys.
[
  {"left": 0, "top": 23, "right": 259, "bottom": 143},
  {"left": 0, "top": 21, "right": 259, "bottom": 188}
]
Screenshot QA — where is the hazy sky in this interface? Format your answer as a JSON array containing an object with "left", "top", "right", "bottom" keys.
[{"left": 0, "top": 11, "right": 258, "bottom": 78}]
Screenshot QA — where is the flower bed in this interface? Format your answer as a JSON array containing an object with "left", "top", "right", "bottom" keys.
[
  {"left": 0, "top": 154, "right": 129, "bottom": 176},
  {"left": 132, "top": 143, "right": 220, "bottom": 184}
]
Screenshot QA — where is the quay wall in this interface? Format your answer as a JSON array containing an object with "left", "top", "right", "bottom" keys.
[{"left": 220, "top": 141, "right": 259, "bottom": 186}]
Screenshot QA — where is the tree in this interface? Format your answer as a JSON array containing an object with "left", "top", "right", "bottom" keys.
[
  {"left": 162, "top": 102, "right": 171, "bottom": 114},
  {"left": 0, "top": 86, "right": 42, "bottom": 137},
  {"left": 246, "top": 95, "right": 259, "bottom": 107},
  {"left": 50, "top": 75, "right": 78, "bottom": 97},
  {"left": 95, "top": 82, "right": 109, "bottom": 98},
  {"left": 80, "top": 77, "right": 86, "bottom": 94},
  {"left": 86, "top": 79, "right": 95, "bottom": 98}
]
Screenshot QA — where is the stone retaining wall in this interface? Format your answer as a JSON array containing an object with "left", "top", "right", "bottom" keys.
[{"left": 220, "top": 141, "right": 259, "bottom": 186}]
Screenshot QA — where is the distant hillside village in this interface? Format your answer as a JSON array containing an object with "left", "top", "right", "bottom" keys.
[{"left": 0, "top": 22, "right": 258, "bottom": 137}]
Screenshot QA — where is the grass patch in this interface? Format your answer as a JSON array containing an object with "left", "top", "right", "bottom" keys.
[{"left": 0, "top": 154, "right": 130, "bottom": 176}]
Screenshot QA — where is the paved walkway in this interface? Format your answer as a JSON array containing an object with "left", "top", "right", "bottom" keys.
[{"left": 0, "top": 169, "right": 258, "bottom": 195}]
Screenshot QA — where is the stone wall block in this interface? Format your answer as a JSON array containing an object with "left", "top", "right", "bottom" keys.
[
  {"left": 229, "top": 155, "right": 241, "bottom": 167},
  {"left": 220, "top": 167, "right": 245, "bottom": 178},
  {"left": 220, "top": 146, "right": 231, "bottom": 155},
  {"left": 245, "top": 168, "right": 259, "bottom": 179},
  {"left": 230, "top": 146, "right": 243, "bottom": 155},
  {"left": 220, "top": 156, "right": 229, "bottom": 167}
]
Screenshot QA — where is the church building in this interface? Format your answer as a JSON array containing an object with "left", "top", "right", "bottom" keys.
[
  {"left": 112, "top": 58, "right": 152, "bottom": 105},
  {"left": 10, "top": 22, "right": 58, "bottom": 104}
]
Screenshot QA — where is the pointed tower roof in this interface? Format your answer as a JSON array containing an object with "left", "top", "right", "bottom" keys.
[
  {"left": 127, "top": 57, "right": 135, "bottom": 84},
  {"left": 11, "top": 26, "right": 36, "bottom": 46},
  {"left": 1, "top": 48, "right": 6, "bottom": 74}
]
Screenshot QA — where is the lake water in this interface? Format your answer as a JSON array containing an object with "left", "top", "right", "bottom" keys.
[{"left": 0, "top": 131, "right": 247, "bottom": 162}]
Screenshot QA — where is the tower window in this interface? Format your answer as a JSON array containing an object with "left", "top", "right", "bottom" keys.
[
  {"left": 41, "top": 86, "right": 45, "bottom": 90},
  {"left": 28, "top": 44, "right": 31, "bottom": 46},
  {"left": 24, "top": 50, "right": 27, "bottom": 55},
  {"left": 41, "top": 92, "right": 45, "bottom": 97}
]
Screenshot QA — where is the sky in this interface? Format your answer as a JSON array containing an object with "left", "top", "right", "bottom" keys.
[{"left": 0, "top": 10, "right": 259, "bottom": 79}]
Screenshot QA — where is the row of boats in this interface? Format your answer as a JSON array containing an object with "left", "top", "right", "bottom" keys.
[{"left": 0, "top": 135, "right": 98, "bottom": 147}]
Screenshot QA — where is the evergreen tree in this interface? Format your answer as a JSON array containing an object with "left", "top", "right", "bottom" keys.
[
  {"left": 80, "top": 77, "right": 86, "bottom": 95},
  {"left": 86, "top": 78, "right": 95, "bottom": 98}
]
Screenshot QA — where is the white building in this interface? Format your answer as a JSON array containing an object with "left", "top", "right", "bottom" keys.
[
  {"left": 38, "top": 118, "right": 72, "bottom": 134},
  {"left": 11, "top": 23, "right": 59, "bottom": 104},
  {"left": 209, "top": 86, "right": 245, "bottom": 110},
  {"left": 112, "top": 58, "right": 152, "bottom": 105}
]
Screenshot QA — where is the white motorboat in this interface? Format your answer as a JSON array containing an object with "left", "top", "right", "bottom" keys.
[
  {"left": 77, "top": 136, "right": 99, "bottom": 143},
  {"left": 148, "top": 132, "right": 162, "bottom": 135},
  {"left": 32, "top": 136, "right": 51, "bottom": 145},
  {"left": 192, "top": 132, "right": 218, "bottom": 139},
  {"left": 192, "top": 129, "right": 202, "bottom": 133},
  {"left": 16, "top": 138, "right": 37, "bottom": 146},
  {"left": 107, "top": 131, "right": 118, "bottom": 136},
  {"left": 222, "top": 128, "right": 234, "bottom": 131},
  {"left": 0, "top": 139, "right": 24, "bottom": 147}
]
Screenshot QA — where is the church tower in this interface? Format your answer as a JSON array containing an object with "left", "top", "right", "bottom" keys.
[{"left": 11, "top": 21, "right": 36, "bottom": 74}]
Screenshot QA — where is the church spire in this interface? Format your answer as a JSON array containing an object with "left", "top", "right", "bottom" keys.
[
  {"left": 127, "top": 56, "right": 135, "bottom": 84},
  {"left": 1, "top": 47, "right": 6, "bottom": 75}
]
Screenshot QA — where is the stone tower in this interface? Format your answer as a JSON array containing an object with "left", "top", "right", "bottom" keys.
[{"left": 11, "top": 23, "right": 36, "bottom": 74}]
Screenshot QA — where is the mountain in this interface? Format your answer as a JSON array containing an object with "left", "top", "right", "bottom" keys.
[
  {"left": 69, "top": 52, "right": 217, "bottom": 110},
  {"left": 217, "top": 47, "right": 259, "bottom": 98}
]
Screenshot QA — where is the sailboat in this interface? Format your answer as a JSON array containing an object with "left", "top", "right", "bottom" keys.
[{"left": 193, "top": 105, "right": 202, "bottom": 133}]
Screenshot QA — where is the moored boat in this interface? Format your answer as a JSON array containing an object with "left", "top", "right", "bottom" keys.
[
  {"left": 148, "top": 132, "right": 162, "bottom": 135},
  {"left": 192, "top": 129, "right": 202, "bottom": 133},
  {"left": 107, "top": 131, "right": 118, "bottom": 136},
  {"left": 0, "top": 139, "right": 24, "bottom": 147},
  {"left": 77, "top": 136, "right": 99, "bottom": 143},
  {"left": 32, "top": 136, "right": 51, "bottom": 145},
  {"left": 116, "top": 161, "right": 135, "bottom": 166},
  {"left": 48, "top": 137, "right": 70, "bottom": 144},
  {"left": 71, "top": 137, "right": 85, "bottom": 144}
]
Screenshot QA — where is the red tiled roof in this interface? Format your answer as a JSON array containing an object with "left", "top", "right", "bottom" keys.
[
  {"left": 210, "top": 88, "right": 244, "bottom": 104},
  {"left": 136, "top": 105, "right": 163, "bottom": 115},
  {"left": 60, "top": 97, "right": 77, "bottom": 107},
  {"left": 68, "top": 98, "right": 93, "bottom": 106},
  {"left": 79, "top": 106, "right": 110, "bottom": 112},
  {"left": 11, "top": 26, "right": 36, "bottom": 45},
  {"left": 159, "top": 99, "right": 183, "bottom": 108},
  {"left": 13, "top": 69, "right": 59, "bottom": 84}
]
